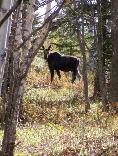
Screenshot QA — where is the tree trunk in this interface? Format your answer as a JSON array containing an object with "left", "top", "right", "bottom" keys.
[
  {"left": 0, "top": 2, "right": 21, "bottom": 128},
  {"left": 92, "top": 15, "right": 101, "bottom": 100},
  {"left": 97, "top": 0, "right": 108, "bottom": 111},
  {"left": 75, "top": 1, "right": 90, "bottom": 112},
  {"left": 1, "top": 5, "right": 22, "bottom": 155},
  {"left": 0, "top": 0, "right": 15, "bottom": 128},
  {"left": 110, "top": 0, "right": 118, "bottom": 112},
  {"left": 17, "top": 0, "right": 35, "bottom": 120},
  {"left": 1, "top": 79, "right": 22, "bottom": 156},
  {"left": 92, "top": 69, "right": 101, "bottom": 100},
  {"left": 0, "top": 0, "right": 12, "bottom": 95}
]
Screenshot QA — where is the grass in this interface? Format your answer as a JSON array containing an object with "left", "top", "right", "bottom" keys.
[
  {"left": 15, "top": 108, "right": 118, "bottom": 155},
  {"left": 0, "top": 103, "right": 117, "bottom": 155},
  {"left": 24, "top": 86, "right": 79, "bottom": 103}
]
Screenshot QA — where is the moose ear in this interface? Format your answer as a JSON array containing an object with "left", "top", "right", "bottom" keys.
[
  {"left": 48, "top": 45, "right": 51, "bottom": 50},
  {"left": 42, "top": 46, "right": 45, "bottom": 50}
]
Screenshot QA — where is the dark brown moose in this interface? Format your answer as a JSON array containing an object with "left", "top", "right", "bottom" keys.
[{"left": 43, "top": 45, "right": 81, "bottom": 83}]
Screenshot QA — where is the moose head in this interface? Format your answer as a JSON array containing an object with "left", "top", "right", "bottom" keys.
[{"left": 42, "top": 45, "right": 51, "bottom": 60}]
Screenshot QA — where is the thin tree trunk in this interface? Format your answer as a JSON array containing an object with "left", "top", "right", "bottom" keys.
[
  {"left": 14, "top": 1, "right": 24, "bottom": 121},
  {"left": 18, "top": 0, "right": 35, "bottom": 120},
  {"left": 92, "top": 69, "right": 101, "bottom": 100},
  {"left": 97, "top": 0, "right": 108, "bottom": 111},
  {"left": 75, "top": 1, "right": 90, "bottom": 112},
  {"left": 92, "top": 16, "right": 101, "bottom": 100},
  {"left": 110, "top": 0, "right": 118, "bottom": 112}
]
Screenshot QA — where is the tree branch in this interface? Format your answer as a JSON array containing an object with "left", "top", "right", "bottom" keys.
[
  {"left": 16, "top": 0, "right": 66, "bottom": 51},
  {"left": 0, "top": 0, "right": 22, "bottom": 28}
]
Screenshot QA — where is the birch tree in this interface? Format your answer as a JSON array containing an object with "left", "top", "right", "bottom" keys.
[{"left": 17, "top": 0, "right": 35, "bottom": 119}]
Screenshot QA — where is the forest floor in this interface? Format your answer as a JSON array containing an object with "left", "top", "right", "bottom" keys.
[
  {"left": 0, "top": 103, "right": 118, "bottom": 156},
  {"left": 0, "top": 57, "right": 118, "bottom": 156},
  {"left": 16, "top": 109, "right": 118, "bottom": 156}
]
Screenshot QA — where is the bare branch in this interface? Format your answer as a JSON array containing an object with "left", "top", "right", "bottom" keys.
[
  {"left": 0, "top": 0, "right": 22, "bottom": 28},
  {"left": 37, "top": 5, "right": 57, "bottom": 19},
  {"left": 16, "top": 0, "right": 66, "bottom": 51}
]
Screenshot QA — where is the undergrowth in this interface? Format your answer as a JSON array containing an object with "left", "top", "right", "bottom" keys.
[{"left": 0, "top": 57, "right": 118, "bottom": 156}]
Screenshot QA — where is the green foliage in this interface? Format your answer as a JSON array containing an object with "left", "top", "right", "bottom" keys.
[{"left": 48, "top": 26, "right": 81, "bottom": 56}]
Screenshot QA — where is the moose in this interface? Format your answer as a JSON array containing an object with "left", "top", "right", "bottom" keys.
[{"left": 42, "top": 45, "right": 81, "bottom": 83}]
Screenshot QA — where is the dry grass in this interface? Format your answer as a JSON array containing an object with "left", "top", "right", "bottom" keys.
[
  {"left": 0, "top": 58, "right": 118, "bottom": 156},
  {"left": 14, "top": 107, "right": 118, "bottom": 156}
]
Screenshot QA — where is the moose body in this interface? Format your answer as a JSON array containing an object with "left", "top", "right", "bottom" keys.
[{"left": 43, "top": 45, "right": 81, "bottom": 83}]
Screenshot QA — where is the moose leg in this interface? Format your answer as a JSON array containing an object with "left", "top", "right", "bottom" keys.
[
  {"left": 72, "top": 70, "right": 77, "bottom": 83},
  {"left": 56, "top": 70, "right": 61, "bottom": 80},
  {"left": 50, "top": 69, "right": 54, "bottom": 82}
]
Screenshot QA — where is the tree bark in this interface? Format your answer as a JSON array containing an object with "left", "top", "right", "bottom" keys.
[
  {"left": 17, "top": 0, "right": 35, "bottom": 120},
  {"left": 75, "top": 1, "right": 90, "bottom": 112},
  {"left": 97, "top": 0, "right": 108, "bottom": 111},
  {"left": 110, "top": 0, "right": 118, "bottom": 112},
  {"left": 92, "top": 15, "right": 101, "bottom": 100},
  {"left": 0, "top": 0, "right": 12, "bottom": 96},
  {"left": 1, "top": 79, "right": 22, "bottom": 156},
  {"left": 1, "top": 5, "right": 21, "bottom": 156},
  {"left": 92, "top": 69, "right": 101, "bottom": 100}
]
